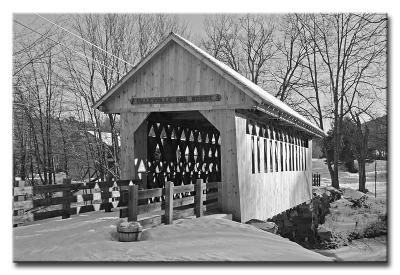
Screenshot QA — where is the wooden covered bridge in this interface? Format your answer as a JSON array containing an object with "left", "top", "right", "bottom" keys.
[{"left": 93, "top": 33, "right": 326, "bottom": 222}]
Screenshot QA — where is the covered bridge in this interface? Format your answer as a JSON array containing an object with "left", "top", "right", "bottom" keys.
[{"left": 93, "top": 33, "right": 326, "bottom": 222}]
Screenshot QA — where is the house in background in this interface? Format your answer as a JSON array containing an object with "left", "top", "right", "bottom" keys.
[{"left": 93, "top": 33, "right": 326, "bottom": 222}]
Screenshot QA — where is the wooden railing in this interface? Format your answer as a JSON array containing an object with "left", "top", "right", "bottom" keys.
[
  {"left": 119, "top": 179, "right": 221, "bottom": 228},
  {"left": 13, "top": 178, "right": 140, "bottom": 227},
  {"left": 13, "top": 178, "right": 221, "bottom": 228},
  {"left": 312, "top": 173, "right": 321, "bottom": 187}
]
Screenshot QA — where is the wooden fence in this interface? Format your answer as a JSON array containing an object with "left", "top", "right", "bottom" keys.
[
  {"left": 312, "top": 173, "right": 321, "bottom": 187},
  {"left": 13, "top": 178, "right": 221, "bottom": 228},
  {"left": 119, "top": 179, "right": 221, "bottom": 227},
  {"left": 13, "top": 178, "right": 140, "bottom": 227}
]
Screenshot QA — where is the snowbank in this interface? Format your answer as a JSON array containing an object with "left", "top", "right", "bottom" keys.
[
  {"left": 314, "top": 236, "right": 387, "bottom": 262},
  {"left": 13, "top": 212, "right": 331, "bottom": 262},
  {"left": 318, "top": 188, "right": 387, "bottom": 248}
]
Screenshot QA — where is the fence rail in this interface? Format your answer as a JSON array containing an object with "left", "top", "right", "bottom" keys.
[
  {"left": 13, "top": 179, "right": 140, "bottom": 226},
  {"left": 119, "top": 179, "right": 221, "bottom": 228},
  {"left": 13, "top": 178, "right": 221, "bottom": 228}
]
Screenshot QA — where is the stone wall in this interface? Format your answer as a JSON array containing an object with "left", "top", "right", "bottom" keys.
[{"left": 268, "top": 187, "right": 342, "bottom": 248}]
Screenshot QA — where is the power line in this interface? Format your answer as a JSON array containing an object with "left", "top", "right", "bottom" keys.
[
  {"left": 14, "top": 19, "right": 121, "bottom": 74},
  {"left": 35, "top": 13, "right": 135, "bottom": 68}
]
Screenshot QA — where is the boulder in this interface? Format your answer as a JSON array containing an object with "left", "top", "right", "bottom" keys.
[
  {"left": 246, "top": 219, "right": 279, "bottom": 234},
  {"left": 317, "top": 225, "right": 332, "bottom": 242}
]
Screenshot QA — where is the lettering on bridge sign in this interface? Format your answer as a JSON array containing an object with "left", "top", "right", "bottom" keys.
[{"left": 129, "top": 94, "right": 221, "bottom": 105}]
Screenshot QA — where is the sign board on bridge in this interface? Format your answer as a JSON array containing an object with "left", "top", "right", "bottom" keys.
[{"left": 129, "top": 94, "right": 221, "bottom": 105}]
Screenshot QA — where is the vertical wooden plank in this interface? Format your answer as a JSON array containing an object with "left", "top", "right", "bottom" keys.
[
  {"left": 308, "top": 139, "right": 313, "bottom": 194},
  {"left": 14, "top": 180, "right": 27, "bottom": 226},
  {"left": 217, "top": 181, "right": 223, "bottom": 211},
  {"left": 265, "top": 138, "right": 270, "bottom": 173},
  {"left": 277, "top": 141, "right": 281, "bottom": 172},
  {"left": 200, "top": 110, "right": 241, "bottom": 221},
  {"left": 260, "top": 136, "right": 265, "bottom": 173},
  {"left": 104, "top": 179, "right": 113, "bottom": 212},
  {"left": 165, "top": 181, "right": 174, "bottom": 224},
  {"left": 271, "top": 138, "right": 276, "bottom": 172},
  {"left": 195, "top": 179, "right": 203, "bottom": 217},
  {"left": 252, "top": 135, "right": 257, "bottom": 174},
  {"left": 282, "top": 140, "right": 286, "bottom": 172},
  {"left": 17, "top": 180, "right": 25, "bottom": 188},
  {"left": 134, "top": 118, "right": 148, "bottom": 188},
  {"left": 62, "top": 178, "right": 71, "bottom": 219},
  {"left": 16, "top": 180, "right": 26, "bottom": 202},
  {"left": 120, "top": 112, "right": 149, "bottom": 180},
  {"left": 128, "top": 182, "right": 138, "bottom": 222}
]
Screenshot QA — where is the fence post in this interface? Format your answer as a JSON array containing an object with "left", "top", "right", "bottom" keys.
[
  {"left": 62, "top": 178, "right": 71, "bottom": 219},
  {"left": 195, "top": 179, "right": 203, "bottom": 218},
  {"left": 16, "top": 180, "right": 26, "bottom": 205},
  {"left": 14, "top": 180, "right": 28, "bottom": 226},
  {"left": 105, "top": 180, "right": 113, "bottom": 213},
  {"left": 165, "top": 181, "right": 174, "bottom": 224},
  {"left": 128, "top": 182, "right": 138, "bottom": 222}
]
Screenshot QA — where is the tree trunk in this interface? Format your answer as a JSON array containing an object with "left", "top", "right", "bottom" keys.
[
  {"left": 358, "top": 157, "right": 366, "bottom": 193},
  {"left": 357, "top": 123, "right": 369, "bottom": 193},
  {"left": 332, "top": 121, "right": 340, "bottom": 189}
]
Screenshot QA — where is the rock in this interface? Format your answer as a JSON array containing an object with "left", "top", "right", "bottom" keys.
[
  {"left": 317, "top": 226, "right": 332, "bottom": 242},
  {"left": 341, "top": 188, "right": 366, "bottom": 201},
  {"left": 246, "top": 219, "right": 279, "bottom": 234}
]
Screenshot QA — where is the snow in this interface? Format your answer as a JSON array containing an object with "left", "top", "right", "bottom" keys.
[
  {"left": 314, "top": 236, "right": 387, "bottom": 261},
  {"left": 13, "top": 211, "right": 331, "bottom": 262},
  {"left": 310, "top": 158, "right": 387, "bottom": 261},
  {"left": 312, "top": 159, "right": 387, "bottom": 199},
  {"left": 321, "top": 192, "right": 386, "bottom": 240}
]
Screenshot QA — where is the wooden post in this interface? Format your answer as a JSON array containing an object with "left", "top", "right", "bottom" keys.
[
  {"left": 105, "top": 180, "right": 113, "bottom": 213},
  {"left": 195, "top": 179, "right": 203, "bottom": 217},
  {"left": 62, "top": 178, "right": 71, "bottom": 219},
  {"left": 128, "top": 182, "right": 138, "bottom": 222},
  {"left": 14, "top": 180, "right": 28, "bottom": 226},
  {"left": 17, "top": 180, "right": 26, "bottom": 205},
  {"left": 165, "top": 181, "right": 174, "bottom": 224}
]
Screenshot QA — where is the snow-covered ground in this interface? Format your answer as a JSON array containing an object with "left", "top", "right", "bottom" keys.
[
  {"left": 312, "top": 158, "right": 387, "bottom": 261},
  {"left": 312, "top": 159, "right": 387, "bottom": 199},
  {"left": 13, "top": 211, "right": 330, "bottom": 262},
  {"left": 314, "top": 236, "right": 387, "bottom": 262}
]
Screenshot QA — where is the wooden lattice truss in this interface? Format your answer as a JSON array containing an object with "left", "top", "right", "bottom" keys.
[{"left": 146, "top": 119, "right": 221, "bottom": 189}]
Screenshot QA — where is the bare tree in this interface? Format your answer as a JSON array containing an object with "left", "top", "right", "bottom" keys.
[
  {"left": 295, "top": 13, "right": 387, "bottom": 188},
  {"left": 202, "top": 14, "right": 275, "bottom": 86},
  {"left": 271, "top": 15, "right": 308, "bottom": 104},
  {"left": 13, "top": 26, "right": 65, "bottom": 184},
  {"left": 65, "top": 14, "right": 189, "bottom": 180}
]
